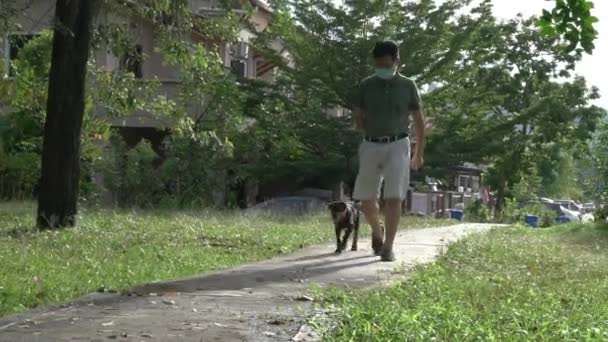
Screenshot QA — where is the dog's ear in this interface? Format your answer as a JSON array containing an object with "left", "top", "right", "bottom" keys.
[
  {"left": 333, "top": 201, "right": 347, "bottom": 211},
  {"left": 328, "top": 202, "right": 339, "bottom": 211},
  {"left": 328, "top": 201, "right": 346, "bottom": 211}
]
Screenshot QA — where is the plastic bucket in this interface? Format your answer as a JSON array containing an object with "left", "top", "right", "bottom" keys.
[
  {"left": 525, "top": 214, "right": 538, "bottom": 228},
  {"left": 450, "top": 209, "right": 464, "bottom": 221}
]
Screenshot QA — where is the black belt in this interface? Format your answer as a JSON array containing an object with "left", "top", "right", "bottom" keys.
[{"left": 365, "top": 132, "right": 408, "bottom": 143}]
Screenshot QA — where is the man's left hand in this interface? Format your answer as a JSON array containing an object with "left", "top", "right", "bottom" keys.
[{"left": 411, "top": 149, "right": 424, "bottom": 171}]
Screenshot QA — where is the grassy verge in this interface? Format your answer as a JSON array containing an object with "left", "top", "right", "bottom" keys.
[
  {"left": 321, "top": 224, "right": 608, "bottom": 341},
  {"left": 0, "top": 202, "right": 453, "bottom": 316}
]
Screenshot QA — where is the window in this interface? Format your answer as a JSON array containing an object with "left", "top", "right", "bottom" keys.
[
  {"left": 457, "top": 175, "right": 474, "bottom": 192},
  {"left": 6, "top": 33, "right": 39, "bottom": 76},
  {"left": 119, "top": 44, "right": 143, "bottom": 78},
  {"left": 200, "top": 0, "right": 220, "bottom": 9},
  {"left": 230, "top": 60, "right": 246, "bottom": 80}
]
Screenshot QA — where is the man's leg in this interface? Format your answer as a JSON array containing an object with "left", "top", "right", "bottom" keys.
[
  {"left": 382, "top": 198, "right": 402, "bottom": 253},
  {"left": 361, "top": 199, "right": 384, "bottom": 254},
  {"left": 352, "top": 141, "right": 385, "bottom": 255},
  {"left": 381, "top": 138, "right": 411, "bottom": 261}
]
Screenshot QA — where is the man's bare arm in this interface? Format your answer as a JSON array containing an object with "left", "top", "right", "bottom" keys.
[
  {"left": 411, "top": 109, "right": 425, "bottom": 169},
  {"left": 412, "top": 109, "right": 425, "bottom": 149},
  {"left": 353, "top": 107, "right": 366, "bottom": 131}
]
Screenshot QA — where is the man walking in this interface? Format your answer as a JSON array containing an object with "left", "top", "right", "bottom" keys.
[{"left": 352, "top": 41, "right": 425, "bottom": 262}]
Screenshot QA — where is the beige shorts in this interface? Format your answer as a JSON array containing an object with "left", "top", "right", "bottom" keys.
[{"left": 353, "top": 138, "right": 410, "bottom": 200}]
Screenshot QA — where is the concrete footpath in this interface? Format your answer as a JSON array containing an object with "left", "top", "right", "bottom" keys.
[{"left": 0, "top": 224, "right": 495, "bottom": 342}]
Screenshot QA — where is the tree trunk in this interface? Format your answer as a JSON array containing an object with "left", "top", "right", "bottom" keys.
[
  {"left": 37, "top": 0, "right": 93, "bottom": 229},
  {"left": 494, "top": 179, "right": 507, "bottom": 214}
]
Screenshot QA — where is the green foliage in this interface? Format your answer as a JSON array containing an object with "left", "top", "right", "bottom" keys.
[
  {"left": 255, "top": 0, "right": 496, "bottom": 188},
  {"left": 0, "top": 31, "right": 110, "bottom": 200},
  {"left": 538, "top": 0, "right": 598, "bottom": 53},
  {"left": 100, "top": 133, "right": 164, "bottom": 207},
  {"left": 536, "top": 144, "right": 581, "bottom": 199},
  {"left": 511, "top": 165, "right": 542, "bottom": 204},
  {"left": 0, "top": 32, "right": 50, "bottom": 199},
  {"left": 425, "top": 14, "right": 604, "bottom": 208},
  {"left": 593, "top": 206, "right": 608, "bottom": 222},
  {"left": 2, "top": 0, "right": 604, "bottom": 210},
  {"left": 578, "top": 122, "right": 608, "bottom": 204},
  {"left": 0, "top": 152, "right": 39, "bottom": 200},
  {"left": 322, "top": 224, "right": 608, "bottom": 340},
  {"left": 531, "top": 204, "right": 558, "bottom": 228},
  {"left": 500, "top": 198, "right": 556, "bottom": 227},
  {"left": 464, "top": 199, "right": 493, "bottom": 223},
  {"left": 500, "top": 198, "right": 525, "bottom": 224},
  {"left": 159, "top": 118, "right": 236, "bottom": 207},
  {"left": 100, "top": 120, "right": 236, "bottom": 208}
]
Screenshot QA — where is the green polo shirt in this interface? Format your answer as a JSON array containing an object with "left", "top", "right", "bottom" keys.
[{"left": 352, "top": 73, "right": 422, "bottom": 137}]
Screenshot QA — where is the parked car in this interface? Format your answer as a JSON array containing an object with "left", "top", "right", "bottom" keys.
[
  {"left": 583, "top": 202, "right": 597, "bottom": 213},
  {"left": 553, "top": 199, "right": 582, "bottom": 212}
]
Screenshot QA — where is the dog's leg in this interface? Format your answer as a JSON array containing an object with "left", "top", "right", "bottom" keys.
[
  {"left": 335, "top": 225, "right": 343, "bottom": 254},
  {"left": 351, "top": 213, "right": 360, "bottom": 251},
  {"left": 340, "top": 227, "right": 352, "bottom": 252}
]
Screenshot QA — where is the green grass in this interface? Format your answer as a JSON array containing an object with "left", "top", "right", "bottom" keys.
[
  {"left": 0, "top": 202, "right": 452, "bottom": 316},
  {"left": 321, "top": 224, "right": 608, "bottom": 341}
]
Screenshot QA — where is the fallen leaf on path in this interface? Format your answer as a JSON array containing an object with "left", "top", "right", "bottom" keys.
[
  {"left": 263, "top": 331, "right": 277, "bottom": 337},
  {"left": 141, "top": 334, "right": 153, "bottom": 338},
  {"left": 101, "top": 321, "right": 114, "bottom": 327},
  {"left": 213, "top": 323, "right": 229, "bottom": 328},
  {"left": 162, "top": 299, "right": 176, "bottom": 305},
  {"left": 295, "top": 295, "right": 314, "bottom": 302}
]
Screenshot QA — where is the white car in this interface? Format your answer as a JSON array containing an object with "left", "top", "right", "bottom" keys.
[{"left": 560, "top": 206, "right": 581, "bottom": 222}]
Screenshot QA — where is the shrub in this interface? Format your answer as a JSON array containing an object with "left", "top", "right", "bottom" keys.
[
  {"left": 100, "top": 133, "right": 164, "bottom": 207},
  {"left": 500, "top": 198, "right": 523, "bottom": 224},
  {"left": 158, "top": 119, "right": 235, "bottom": 208},
  {"left": 465, "top": 199, "right": 493, "bottom": 223},
  {"left": 499, "top": 199, "right": 556, "bottom": 227},
  {"left": 526, "top": 204, "right": 557, "bottom": 227},
  {"left": 594, "top": 206, "right": 608, "bottom": 222},
  {"left": 99, "top": 121, "right": 235, "bottom": 208},
  {"left": 0, "top": 151, "right": 40, "bottom": 200}
]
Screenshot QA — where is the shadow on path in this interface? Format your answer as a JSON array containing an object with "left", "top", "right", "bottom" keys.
[{"left": 132, "top": 253, "right": 377, "bottom": 293}]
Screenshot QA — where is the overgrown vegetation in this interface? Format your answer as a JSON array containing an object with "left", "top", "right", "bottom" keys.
[
  {"left": 320, "top": 223, "right": 608, "bottom": 341},
  {"left": 0, "top": 202, "right": 332, "bottom": 315},
  {"left": 0, "top": 202, "right": 454, "bottom": 316},
  {"left": 0, "top": 0, "right": 606, "bottom": 215}
]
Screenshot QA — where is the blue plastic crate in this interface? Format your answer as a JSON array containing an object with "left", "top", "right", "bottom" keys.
[
  {"left": 450, "top": 209, "right": 464, "bottom": 221},
  {"left": 525, "top": 214, "right": 538, "bottom": 228}
]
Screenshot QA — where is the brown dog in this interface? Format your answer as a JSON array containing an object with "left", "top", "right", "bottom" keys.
[{"left": 328, "top": 201, "right": 360, "bottom": 254}]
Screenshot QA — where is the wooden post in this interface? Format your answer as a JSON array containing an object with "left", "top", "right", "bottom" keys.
[{"left": 443, "top": 192, "right": 449, "bottom": 218}]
